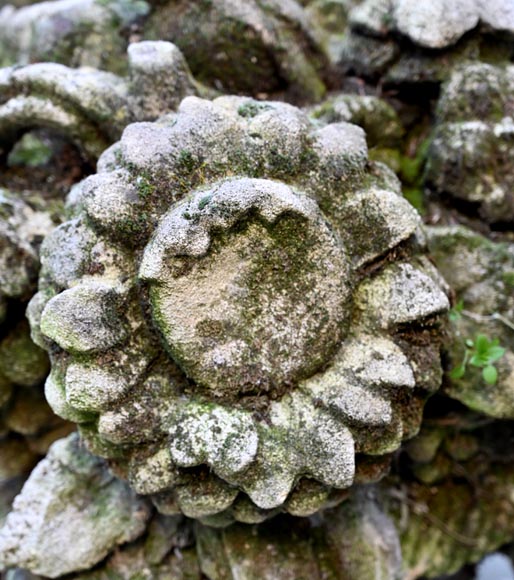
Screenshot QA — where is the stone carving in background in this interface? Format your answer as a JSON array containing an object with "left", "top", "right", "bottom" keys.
[
  {"left": 0, "top": 0, "right": 150, "bottom": 74},
  {"left": 338, "top": 0, "right": 514, "bottom": 87},
  {"left": 0, "top": 41, "right": 200, "bottom": 164},
  {"left": 426, "top": 64, "right": 514, "bottom": 225}
]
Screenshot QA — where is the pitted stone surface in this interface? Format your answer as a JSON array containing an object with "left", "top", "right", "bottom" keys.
[
  {"left": 141, "top": 178, "right": 351, "bottom": 397},
  {"left": 0, "top": 41, "right": 198, "bottom": 162},
  {"left": 30, "top": 95, "right": 448, "bottom": 522},
  {"left": 426, "top": 63, "right": 514, "bottom": 224},
  {"left": 0, "top": 434, "right": 151, "bottom": 578},
  {"left": 0, "top": 0, "right": 149, "bottom": 73}
]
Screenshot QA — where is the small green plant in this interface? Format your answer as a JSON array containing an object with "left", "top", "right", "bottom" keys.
[
  {"left": 450, "top": 334, "right": 506, "bottom": 385},
  {"left": 448, "top": 299, "right": 465, "bottom": 322}
]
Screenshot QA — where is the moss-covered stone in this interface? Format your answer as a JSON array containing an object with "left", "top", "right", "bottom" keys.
[
  {"left": 30, "top": 95, "right": 448, "bottom": 523},
  {"left": 427, "top": 225, "right": 514, "bottom": 418}
]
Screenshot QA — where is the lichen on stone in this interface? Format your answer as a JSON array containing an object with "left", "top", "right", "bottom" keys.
[
  {"left": 0, "top": 41, "right": 200, "bottom": 163},
  {"left": 28, "top": 93, "right": 448, "bottom": 524},
  {"left": 426, "top": 63, "right": 514, "bottom": 224}
]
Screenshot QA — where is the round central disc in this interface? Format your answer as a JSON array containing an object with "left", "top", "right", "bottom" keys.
[{"left": 140, "top": 179, "right": 352, "bottom": 400}]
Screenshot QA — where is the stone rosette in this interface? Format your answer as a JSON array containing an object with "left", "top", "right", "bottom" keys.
[{"left": 29, "top": 95, "right": 449, "bottom": 525}]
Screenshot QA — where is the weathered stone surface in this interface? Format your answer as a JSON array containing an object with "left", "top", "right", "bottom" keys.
[
  {"left": 426, "top": 63, "right": 514, "bottom": 224},
  {"left": 428, "top": 225, "right": 514, "bottom": 418},
  {"left": 0, "top": 41, "right": 198, "bottom": 162},
  {"left": 30, "top": 95, "right": 448, "bottom": 522},
  {"left": 387, "top": 402, "right": 514, "bottom": 578},
  {"left": 393, "top": 0, "right": 479, "bottom": 49},
  {"left": 0, "top": 434, "right": 151, "bottom": 578},
  {"left": 144, "top": 0, "right": 328, "bottom": 102},
  {"left": 0, "top": 0, "right": 149, "bottom": 74},
  {"left": 338, "top": 0, "right": 514, "bottom": 87},
  {"left": 197, "top": 487, "right": 403, "bottom": 580}
]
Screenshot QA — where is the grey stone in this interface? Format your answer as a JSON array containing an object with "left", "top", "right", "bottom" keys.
[
  {"left": 0, "top": 0, "right": 149, "bottom": 73},
  {"left": 393, "top": 0, "right": 478, "bottom": 49},
  {"left": 30, "top": 95, "right": 448, "bottom": 522},
  {"left": 427, "top": 63, "right": 514, "bottom": 223},
  {"left": 0, "top": 434, "right": 151, "bottom": 578}
]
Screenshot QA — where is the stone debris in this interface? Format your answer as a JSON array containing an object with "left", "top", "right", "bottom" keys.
[{"left": 0, "top": 433, "right": 152, "bottom": 578}]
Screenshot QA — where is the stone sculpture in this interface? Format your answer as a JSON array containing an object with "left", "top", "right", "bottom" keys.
[
  {"left": 426, "top": 64, "right": 514, "bottom": 224},
  {"left": 0, "top": 41, "right": 199, "bottom": 163},
  {"left": 28, "top": 94, "right": 448, "bottom": 525},
  {"left": 338, "top": 0, "right": 514, "bottom": 86}
]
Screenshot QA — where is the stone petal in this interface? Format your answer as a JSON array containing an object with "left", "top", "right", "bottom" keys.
[
  {"left": 167, "top": 404, "right": 259, "bottom": 478},
  {"left": 40, "top": 283, "right": 128, "bottom": 354},
  {"left": 356, "top": 262, "right": 449, "bottom": 328}
]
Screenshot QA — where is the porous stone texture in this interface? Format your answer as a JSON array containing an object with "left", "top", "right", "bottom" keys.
[
  {"left": 386, "top": 400, "right": 514, "bottom": 578},
  {"left": 426, "top": 63, "right": 514, "bottom": 224},
  {"left": 427, "top": 225, "right": 514, "bottom": 418},
  {"left": 0, "top": 433, "right": 152, "bottom": 578},
  {"left": 29, "top": 95, "right": 448, "bottom": 523},
  {"left": 197, "top": 487, "right": 403, "bottom": 580},
  {"left": 144, "top": 0, "right": 329, "bottom": 102},
  {"left": 0, "top": 41, "right": 198, "bottom": 163},
  {"left": 49, "top": 512, "right": 201, "bottom": 580},
  {"left": 338, "top": 0, "right": 514, "bottom": 86},
  {"left": 0, "top": 188, "right": 71, "bottom": 524},
  {"left": 310, "top": 93, "right": 405, "bottom": 175},
  {"left": 0, "top": 0, "right": 150, "bottom": 74}
]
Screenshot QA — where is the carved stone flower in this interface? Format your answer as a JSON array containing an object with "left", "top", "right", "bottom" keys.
[{"left": 29, "top": 95, "right": 449, "bottom": 524}]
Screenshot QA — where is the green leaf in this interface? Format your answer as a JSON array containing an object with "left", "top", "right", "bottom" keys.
[
  {"left": 450, "top": 365, "right": 466, "bottom": 379},
  {"left": 470, "top": 353, "right": 488, "bottom": 367},
  {"left": 449, "top": 300, "right": 464, "bottom": 322},
  {"left": 449, "top": 310, "right": 460, "bottom": 322},
  {"left": 486, "top": 346, "right": 506, "bottom": 363},
  {"left": 482, "top": 365, "right": 498, "bottom": 385},
  {"left": 474, "top": 334, "right": 490, "bottom": 354}
]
